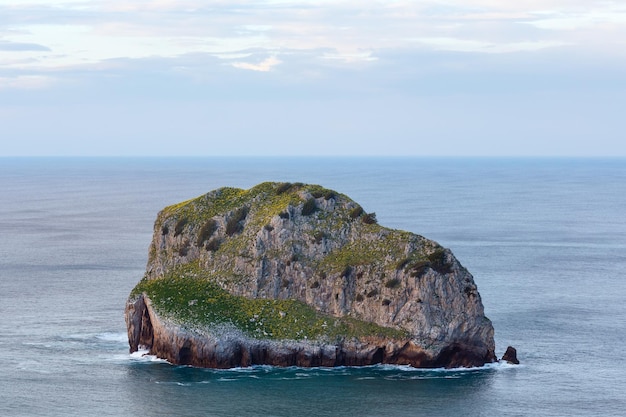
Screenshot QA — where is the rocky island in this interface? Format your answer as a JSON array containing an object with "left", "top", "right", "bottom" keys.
[{"left": 125, "top": 182, "right": 496, "bottom": 368}]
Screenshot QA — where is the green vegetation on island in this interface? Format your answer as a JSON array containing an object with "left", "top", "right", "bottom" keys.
[
  {"left": 132, "top": 262, "right": 408, "bottom": 341},
  {"left": 126, "top": 181, "right": 496, "bottom": 369}
]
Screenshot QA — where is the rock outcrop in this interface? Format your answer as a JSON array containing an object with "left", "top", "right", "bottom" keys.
[
  {"left": 501, "top": 346, "right": 519, "bottom": 364},
  {"left": 126, "top": 182, "right": 496, "bottom": 368}
]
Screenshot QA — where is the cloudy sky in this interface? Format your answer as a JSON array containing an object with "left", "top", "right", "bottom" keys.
[{"left": 1, "top": 0, "right": 625, "bottom": 156}]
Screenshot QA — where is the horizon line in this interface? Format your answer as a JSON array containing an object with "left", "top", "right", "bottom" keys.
[{"left": 2, "top": 155, "right": 626, "bottom": 159}]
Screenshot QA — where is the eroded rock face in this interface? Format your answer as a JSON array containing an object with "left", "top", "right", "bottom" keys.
[
  {"left": 126, "top": 182, "right": 496, "bottom": 368},
  {"left": 501, "top": 346, "right": 519, "bottom": 364}
]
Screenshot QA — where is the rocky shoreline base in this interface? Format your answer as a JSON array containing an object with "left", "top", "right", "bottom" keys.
[{"left": 126, "top": 294, "right": 497, "bottom": 369}]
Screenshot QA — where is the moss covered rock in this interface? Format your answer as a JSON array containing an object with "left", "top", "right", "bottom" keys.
[{"left": 126, "top": 182, "right": 496, "bottom": 368}]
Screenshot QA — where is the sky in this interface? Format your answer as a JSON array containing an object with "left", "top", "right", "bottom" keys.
[{"left": 1, "top": 0, "right": 625, "bottom": 157}]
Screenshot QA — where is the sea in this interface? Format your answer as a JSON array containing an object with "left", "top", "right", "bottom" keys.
[{"left": 0, "top": 157, "right": 625, "bottom": 417}]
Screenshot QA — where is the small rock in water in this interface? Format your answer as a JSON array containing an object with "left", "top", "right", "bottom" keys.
[{"left": 501, "top": 346, "right": 519, "bottom": 364}]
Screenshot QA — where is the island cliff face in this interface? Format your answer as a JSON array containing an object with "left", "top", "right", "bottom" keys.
[{"left": 126, "top": 182, "right": 496, "bottom": 368}]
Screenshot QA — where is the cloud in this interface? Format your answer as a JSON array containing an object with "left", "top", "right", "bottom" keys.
[
  {"left": 0, "top": 75, "right": 55, "bottom": 90},
  {"left": 413, "top": 37, "right": 568, "bottom": 53},
  {"left": 1, "top": 1, "right": 625, "bottom": 120},
  {"left": 523, "top": 4, "right": 626, "bottom": 31},
  {"left": 232, "top": 56, "right": 281, "bottom": 71},
  {"left": 0, "top": 41, "right": 50, "bottom": 51},
  {"left": 5, "top": 0, "right": 617, "bottom": 77}
]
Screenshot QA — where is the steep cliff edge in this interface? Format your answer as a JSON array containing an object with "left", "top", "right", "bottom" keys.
[{"left": 126, "top": 182, "right": 496, "bottom": 368}]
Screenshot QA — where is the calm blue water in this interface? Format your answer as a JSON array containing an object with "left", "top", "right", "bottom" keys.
[{"left": 1, "top": 157, "right": 625, "bottom": 416}]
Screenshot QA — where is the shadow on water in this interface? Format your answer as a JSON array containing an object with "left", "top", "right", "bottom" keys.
[{"left": 123, "top": 361, "right": 502, "bottom": 417}]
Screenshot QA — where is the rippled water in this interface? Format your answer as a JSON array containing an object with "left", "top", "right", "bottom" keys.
[{"left": 1, "top": 157, "right": 624, "bottom": 416}]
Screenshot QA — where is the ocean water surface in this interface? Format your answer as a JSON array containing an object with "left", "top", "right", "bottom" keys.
[{"left": 0, "top": 157, "right": 624, "bottom": 416}]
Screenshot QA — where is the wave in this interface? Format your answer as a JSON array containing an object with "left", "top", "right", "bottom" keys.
[
  {"left": 16, "top": 359, "right": 54, "bottom": 374},
  {"left": 128, "top": 360, "right": 522, "bottom": 386},
  {"left": 22, "top": 333, "right": 122, "bottom": 352},
  {"left": 371, "top": 361, "right": 521, "bottom": 373},
  {"left": 110, "top": 349, "right": 169, "bottom": 364},
  {"left": 95, "top": 332, "right": 128, "bottom": 344},
  {"left": 208, "top": 360, "right": 520, "bottom": 374},
  {"left": 130, "top": 349, "right": 169, "bottom": 363}
]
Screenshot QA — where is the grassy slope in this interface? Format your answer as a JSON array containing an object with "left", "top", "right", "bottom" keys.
[{"left": 132, "top": 262, "right": 408, "bottom": 341}]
